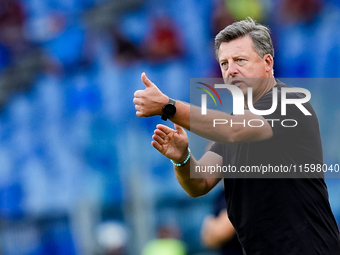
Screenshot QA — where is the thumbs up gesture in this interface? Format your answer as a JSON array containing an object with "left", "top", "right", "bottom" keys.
[{"left": 133, "top": 72, "right": 169, "bottom": 117}]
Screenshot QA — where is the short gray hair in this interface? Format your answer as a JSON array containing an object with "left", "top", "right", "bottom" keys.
[{"left": 214, "top": 17, "right": 274, "bottom": 60}]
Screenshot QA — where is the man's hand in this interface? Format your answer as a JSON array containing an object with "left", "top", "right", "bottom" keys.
[
  {"left": 151, "top": 124, "right": 189, "bottom": 163},
  {"left": 201, "top": 209, "right": 235, "bottom": 248},
  {"left": 133, "top": 72, "right": 169, "bottom": 117}
]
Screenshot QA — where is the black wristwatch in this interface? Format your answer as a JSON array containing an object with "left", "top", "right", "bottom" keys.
[{"left": 161, "top": 98, "right": 176, "bottom": 121}]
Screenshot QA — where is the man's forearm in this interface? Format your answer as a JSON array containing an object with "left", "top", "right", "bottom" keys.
[{"left": 174, "top": 156, "right": 219, "bottom": 197}]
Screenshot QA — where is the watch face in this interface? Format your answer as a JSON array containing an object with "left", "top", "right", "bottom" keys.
[{"left": 163, "top": 104, "right": 176, "bottom": 117}]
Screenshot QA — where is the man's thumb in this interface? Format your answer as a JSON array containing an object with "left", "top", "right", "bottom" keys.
[
  {"left": 141, "top": 72, "right": 155, "bottom": 88},
  {"left": 174, "top": 124, "right": 184, "bottom": 134}
]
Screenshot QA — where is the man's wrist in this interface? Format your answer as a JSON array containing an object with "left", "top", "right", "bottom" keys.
[
  {"left": 159, "top": 95, "right": 170, "bottom": 115},
  {"left": 171, "top": 148, "right": 191, "bottom": 167},
  {"left": 161, "top": 97, "right": 176, "bottom": 121}
]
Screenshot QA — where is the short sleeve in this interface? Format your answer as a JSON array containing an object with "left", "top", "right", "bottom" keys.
[
  {"left": 209, "top": 142, "right": 223, "bottom": 157},
  {"left": 208, "top": 142, "right": 237, "bottom": 166}
]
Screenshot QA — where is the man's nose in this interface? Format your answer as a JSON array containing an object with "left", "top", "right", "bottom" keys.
[{"left": 226, "top": 62, "right": 238, "bottom": 77}]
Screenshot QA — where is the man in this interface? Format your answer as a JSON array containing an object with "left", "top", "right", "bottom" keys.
[{"left": 133, "top": 18, "right": 340, "bottom": 254}]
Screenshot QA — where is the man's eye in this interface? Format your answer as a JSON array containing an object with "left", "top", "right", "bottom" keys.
[
  {"left": 237, "top": 58, "right": 248, "bottom": 64},
  {"left": 221, "top": 62, "right": 228, "bottom": 66}
]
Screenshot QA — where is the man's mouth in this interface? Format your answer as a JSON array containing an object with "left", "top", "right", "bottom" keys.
[{"left": 231, "top": 80, "right": 242, "bottom": 87}]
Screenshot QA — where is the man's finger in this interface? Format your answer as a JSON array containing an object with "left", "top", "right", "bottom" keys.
[
  {"left": 151, "top": 140, "right": 162, "bottom": 152},
  {"left": 154, "top": 128, "right": 166, "bottom": 139},
  {"left": 133, "top": 97, "right": 140, "bottom": 105},
  {"left": 156, "top": 124, "right": 174, "bottom": 135},
  {"left": 134, "top": 90, "right": 142, "bottom": 97},
  {"left": 141, "top": 72, "right": 155, "bottom": 88},
  {"left": 152, "top": 134, "right": 164, "bottom": 145}
]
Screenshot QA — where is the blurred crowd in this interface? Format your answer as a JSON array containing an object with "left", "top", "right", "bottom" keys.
[{"left": 0, "top": 0, "right": 340, "bottom": 254}]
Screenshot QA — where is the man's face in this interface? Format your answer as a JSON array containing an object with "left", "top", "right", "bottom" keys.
[{"left": 217, "top": 35, "right": 273, "bottom": 98}]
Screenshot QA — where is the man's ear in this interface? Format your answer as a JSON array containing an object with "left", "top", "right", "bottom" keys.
[{"left": 263, "top": 54, "right": 274, "bottom": 73}]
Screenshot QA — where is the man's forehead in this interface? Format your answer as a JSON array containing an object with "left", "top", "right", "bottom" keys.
[{"left": 218, "top": 36, "right": 256, "bottom": 60}]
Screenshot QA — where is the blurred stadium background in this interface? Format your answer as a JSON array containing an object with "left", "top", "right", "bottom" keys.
[{"left": 0, "top": 0, "right": 339, "bottom": 254}]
